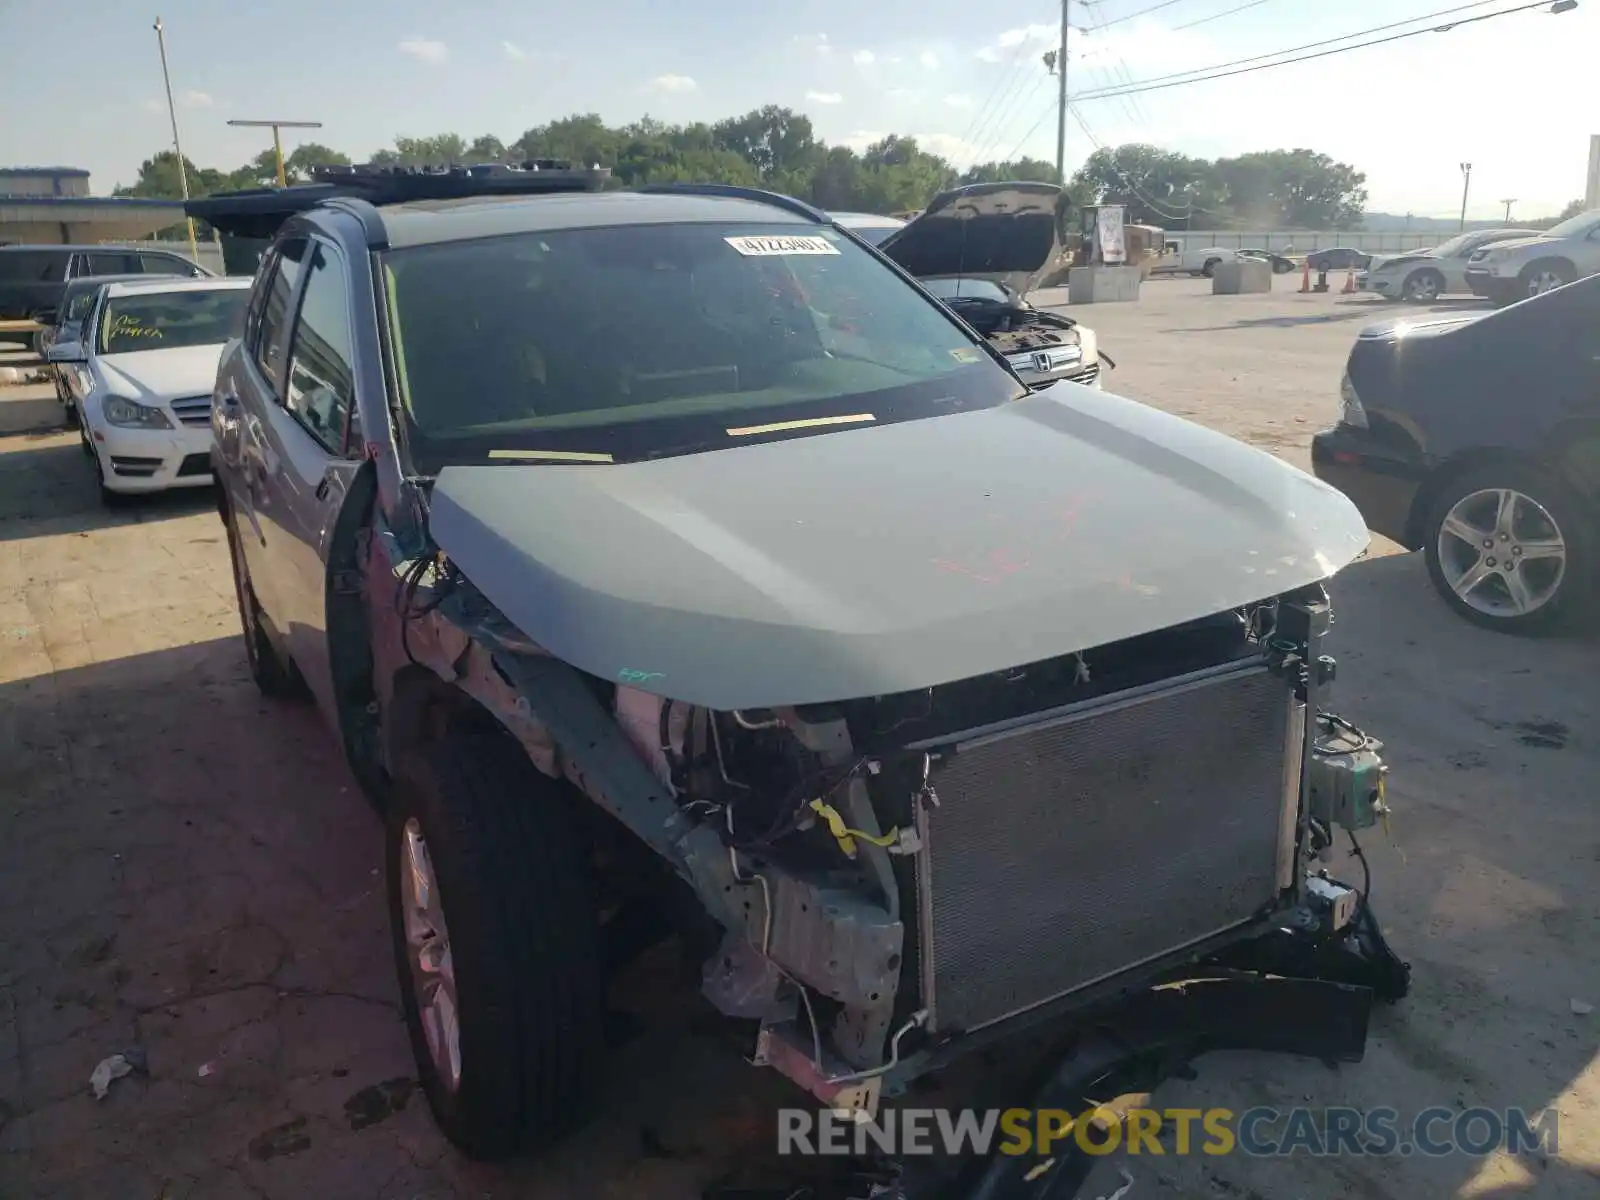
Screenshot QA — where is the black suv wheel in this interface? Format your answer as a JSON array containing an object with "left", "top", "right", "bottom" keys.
[
  {"left": 387, "top": 734, "right": 605, "bottom": 1160},
  {"left": 1422, "top": 461, "right": 1595, "bottom": 634}
]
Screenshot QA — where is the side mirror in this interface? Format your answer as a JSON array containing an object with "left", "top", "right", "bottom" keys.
[{"left": 45, "top": 343, "right": 84, "bottom": 365}]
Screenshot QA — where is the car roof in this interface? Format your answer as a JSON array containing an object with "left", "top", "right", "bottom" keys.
[
  {"left": 101, "top": 276, "right": 251, "bottom": 298},
  {"left": 0, "top": 243, "right": 180, "bottom": 254},
  {"left": 64, "top": 272, "right": 172, "bottom": 292},
  {"left": 374, "top": 190, "right": 815, "bottom": 249},
  {"left": 829, "top": 211, "right": 904, "bottom": 228}
]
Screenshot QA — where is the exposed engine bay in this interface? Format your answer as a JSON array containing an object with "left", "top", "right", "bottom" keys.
[{"left": 583, "top": 585, "right": 1404, "bottom": 1117}]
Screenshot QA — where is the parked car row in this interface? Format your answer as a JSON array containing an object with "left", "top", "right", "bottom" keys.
[{"left": 0, "top": 242, "right": 211, "bottom": 326}]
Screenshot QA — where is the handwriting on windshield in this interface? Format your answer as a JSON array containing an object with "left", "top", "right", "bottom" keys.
[{"left": 107, "top": 314, "right": 164, "bottom": 342}]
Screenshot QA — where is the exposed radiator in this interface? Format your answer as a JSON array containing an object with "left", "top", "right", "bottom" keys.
[{"left": 913, "top": 661, "right": 1297, "bottom": 1034}]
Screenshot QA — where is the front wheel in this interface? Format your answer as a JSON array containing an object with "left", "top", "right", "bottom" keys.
[
  {"left": 387, "top": 736, "right": 606, "bottom": 1160},
  {"left": 1519, "top": 260, "right": 1574, "bottom": 298},
  {"left": 1422, "top": 462, "right": 1595, "bottom": 634},
  {"left": 1401, "top": 269, "right": 1444, "bottom": 303},
  {"left": 1201, "top": 258, "right": 1221, "bottom": 278}
]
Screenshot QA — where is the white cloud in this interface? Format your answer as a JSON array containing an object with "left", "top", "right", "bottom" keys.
[
  {"left": 919, "top": 51, "right": 940, "bottom": 68},
  {"left": 142, "top": 99, "right": 164, "bottom": 114},
  {"left": 944, "top": 94, "right": 972, "bottom": 108},
  {"left": 399, "top": 37, "right": 448, "bottom": 64},
  {"left": 807, "top": 90, "right": 844, "bottom": 105},
  {"left": 977, "top": 23, "right": 1054, "bottom": 64},
  {"left": 886, "top": 55, "right": 903, "bottom": 65},
  {"left": 840, "top": 130, "right": 886, "bottom": 153},
  {"left": 181, "top": 89, "right": 214, "bottom": 109},
  {"left": 852, "top": 49, "right": 875, "bottom": 67},
  {"left": 887, "top": 87, "right": 923, "bottom": 100},
  {"left": 650, "top": 73, "right": 698, "bottom": 93},
  {"left": 794, "top": 32, "right": 831, "bottom": 54},
  {"left": 913, "top": 132, "right": 985, "bottom": 167},
  {"left": 502, "top": 40, "right": 526, "bottom": 61}
]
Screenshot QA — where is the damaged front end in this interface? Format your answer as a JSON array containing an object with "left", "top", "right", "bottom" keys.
[{"left": 381, "top": 515, "right": 1409, "bottom": 1144}]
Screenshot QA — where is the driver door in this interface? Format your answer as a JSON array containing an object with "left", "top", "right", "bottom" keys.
[{"left": 251, "top": 236, "right": 363, "bottom": 722}]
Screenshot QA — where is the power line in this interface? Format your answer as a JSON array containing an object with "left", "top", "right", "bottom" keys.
[
  {"left": 1170, "top": 0, "right": 1284, "bottom": 32},
  {"left": 1072, "top": 109, "right": 1194, "bottom": 220},
  {"left": 1072, "top": 0, "right": 1563, "bottom": 101},
  {"left": 1090, "top": 0, "right": 1198, "bottom": 28}
]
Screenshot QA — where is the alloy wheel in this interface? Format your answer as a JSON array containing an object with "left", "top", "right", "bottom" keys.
[
  {"left": 1436, "top": 488, "right": 1566, "bottom": 619},
  {"left": 1526, "top": 269, "right": 1566, "bottom": 296},
  {"left": 401, "top": 818, "right": 462, "bottom": 1093}
]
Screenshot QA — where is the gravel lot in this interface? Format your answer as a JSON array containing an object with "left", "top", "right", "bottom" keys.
[{"left": 1, "top": 278, "right": 1595, "bottom": 1199}]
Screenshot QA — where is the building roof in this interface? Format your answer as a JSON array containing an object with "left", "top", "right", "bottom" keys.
[{"left": 0, "top": 166, "right": 91, "bottom": 177}]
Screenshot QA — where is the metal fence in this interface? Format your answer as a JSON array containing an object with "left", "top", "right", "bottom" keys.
[{"left": 1166, "top": 230, "right": 1447, "bottom": 254}]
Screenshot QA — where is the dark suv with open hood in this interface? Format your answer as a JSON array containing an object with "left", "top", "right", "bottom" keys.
[{"left": 189, "top": 164, "right": 1407, "bottom": 1197}]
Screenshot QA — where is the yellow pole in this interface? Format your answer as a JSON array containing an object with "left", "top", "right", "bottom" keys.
[{"left": 272, "top": 125, "right": 287, "bottom": 188}]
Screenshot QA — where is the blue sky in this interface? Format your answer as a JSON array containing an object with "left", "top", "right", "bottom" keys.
[{"left": 2, "top": 0, "right": 1594, "bottom": 219}]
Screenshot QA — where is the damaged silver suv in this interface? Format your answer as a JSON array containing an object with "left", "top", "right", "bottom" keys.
[{"left": 191, "top": 165, "right": 1409, "bottom": 1196}]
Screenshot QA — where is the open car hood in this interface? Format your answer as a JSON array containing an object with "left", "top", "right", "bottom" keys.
[
  {"left": 429, "top": 384, "right": 1369, "bottom": 711},
  {"left": 876, "top": 180, "right": 1065, "bottom": 299}
]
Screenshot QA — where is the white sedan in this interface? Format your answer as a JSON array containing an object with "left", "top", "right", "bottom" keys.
[
  {"left": 1358, "top": 228, "right": 1540, "bottom": 302},
  {"left": 50, "top": 277, "right": 250, "bottom": 505}
]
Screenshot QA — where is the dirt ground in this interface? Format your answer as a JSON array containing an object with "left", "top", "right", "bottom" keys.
[{"left": 1, "top": 278, "right": 1596, "bottom": 1199}]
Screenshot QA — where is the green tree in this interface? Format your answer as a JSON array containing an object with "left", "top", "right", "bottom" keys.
[
  {"left": 711, "top": 106, "right": 819, "bottom": 180},
  {"left": 466, "top": 134, "right": 508, "bottom": 162},
  {"left": 1071, "top": 144, "right": 1217, "bottom": 227},
  {"left": 958, "top": 157, "right": 1060, "bottom": 186},
  {"left": 114, "top": 150, "right": 227, "bottom": 199},
  {"left": 1212, "top": 149, "right": 1366, "bottom": 229}
]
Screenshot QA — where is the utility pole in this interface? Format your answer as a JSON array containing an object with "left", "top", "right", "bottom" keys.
[
  {"left": 1457, "top": 162, "right": 1472, "bottom": 232},
  {"left": 1055, "top": 0, "right": 1070, "bottom": 185},
  {"left": 152, "top": 17, "right": 200, "bottom": 265},
  {"left": 227, "top": 119, "right": 324, "bottom": 188},
  {"left": 1500, "top": 197, "right": 1516, "bottom": 223}
]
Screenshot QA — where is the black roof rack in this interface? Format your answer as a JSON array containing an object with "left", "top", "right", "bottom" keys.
[{"left": 184, "top": 160, "right": 612, "bottom": 243}]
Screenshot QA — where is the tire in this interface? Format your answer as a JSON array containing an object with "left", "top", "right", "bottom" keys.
[
  {"left": 1518, "top": 259, "right": 1574, "bottom": 299},
  {"left": 223, "top": 508, "right": 307, "bottom": 697},
  {"left": 387, "top": 735, "right": 605, "bottom": 1160},
  {"left": 1422, "top": 461, "right": 1595, "bottom": 635},
  {"left": 1201, "top": 258, "right": 1221, "bottom": 278},
  {"left": 1401, "top": 269, "right": 1444, "bottom": 303}
]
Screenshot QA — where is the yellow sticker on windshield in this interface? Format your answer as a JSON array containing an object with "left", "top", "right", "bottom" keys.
[
  {"left": 949, "top": 348, "right": 982, "bottom": 363},
  {"left": 725, "top": 235, "right": 840, "bottom": 257}
]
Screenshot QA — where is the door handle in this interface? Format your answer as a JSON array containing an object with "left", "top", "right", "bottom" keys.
[{"left": 315, "top": 476, "right": 331, "bottom": 502}]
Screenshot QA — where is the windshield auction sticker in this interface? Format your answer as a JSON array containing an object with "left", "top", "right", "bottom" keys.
[{"left": 725, "top": 235, "right": 840, "bottom": 256}]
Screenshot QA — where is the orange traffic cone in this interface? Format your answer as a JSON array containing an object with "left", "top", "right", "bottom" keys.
[
  {"left": 1299, "top": 260, "right": 1311, "bottom": 293},
  {"left": 1340, "top": 266, "right": 1357, "bottom": 294}
]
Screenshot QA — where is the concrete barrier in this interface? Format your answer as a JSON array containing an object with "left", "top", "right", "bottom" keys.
[
  {"left": 1067, "top": 265, "right": 1142, "bottom": 304},
  {"left": 1212, "top": 260, "right": 1273, "bottom": 295}
]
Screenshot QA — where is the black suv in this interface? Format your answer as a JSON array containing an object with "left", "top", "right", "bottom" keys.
[
  {"left": 1311, "top": 272, "right": 1600, "bottom": 633},
  {"left": 0, "top": 243, "right": 210, "bottom": 321}
]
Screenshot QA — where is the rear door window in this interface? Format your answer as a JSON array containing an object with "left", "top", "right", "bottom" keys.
[
  {"left": 88, "top": 252, "right": 142, "bottom": 275},
  {"left": 282, "top": 242, "right": 357, "bottom": 454},
  {"left": 251, "top": 238, "right": 308, "bottom": 390},
  {"left": 139, "top": 252, "right": 198, "bottom": 276},
  {"left": 0, "top": 251, "right": 68, "bottom": 282}
]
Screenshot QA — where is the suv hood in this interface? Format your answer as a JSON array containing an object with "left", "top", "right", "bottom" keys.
[
  {"left": 97, "top": 344, "right": 227, "bottom": 400},
  {"left": 876, "top": 180, "right": 1064, "bottom": 299},
  {"left": 1479, "top": 234, "right": 1554, "bottom": 256},
  {"left": 429, "top": 384, "right": 1369, "bottom": 710}
]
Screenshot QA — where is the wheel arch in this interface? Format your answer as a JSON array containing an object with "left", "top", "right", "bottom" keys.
[
  {"left": 1404, "top": 447, "right": 1540, "bottom": 549},
  {"left": 1518, "top": 255, "right": 1576, "bottom": 281},
  {"left": 1404, "top": 445, "right": 1589, "bottom": 549}
]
